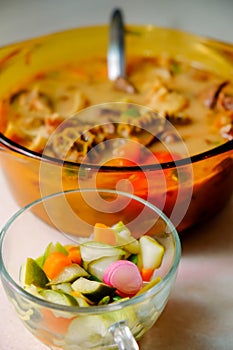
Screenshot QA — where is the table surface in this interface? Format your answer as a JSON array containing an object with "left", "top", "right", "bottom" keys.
[{"left": 0, "top": 1, "right": 233, "bottom": 349}]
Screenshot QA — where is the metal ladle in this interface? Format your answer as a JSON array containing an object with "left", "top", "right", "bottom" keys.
[{"left": 107, "top": 8, "right": 136, "bottom": 94}]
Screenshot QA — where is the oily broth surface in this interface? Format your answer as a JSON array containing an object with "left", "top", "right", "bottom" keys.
[{"left": 1, "top": 55, "right": 232, "bottom": 161}]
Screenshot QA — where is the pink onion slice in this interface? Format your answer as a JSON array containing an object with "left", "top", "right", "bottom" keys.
[{"left": 103, "top": 260, "right": 143, "bottom": 295}]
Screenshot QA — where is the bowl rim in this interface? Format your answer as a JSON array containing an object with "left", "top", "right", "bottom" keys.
[
  {"left": 0, "top": 188, "right": 181, "bottom": 314},
  {"left": 0, "top": 132, "right": 232, "bottom": 171},
  {"left": 0, "top": 23, "right": 233, "bottom": 171}
]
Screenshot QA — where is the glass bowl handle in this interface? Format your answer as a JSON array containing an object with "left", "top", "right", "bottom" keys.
[{"left": 109, "top": 320, "right": 139, "bottom": 350}]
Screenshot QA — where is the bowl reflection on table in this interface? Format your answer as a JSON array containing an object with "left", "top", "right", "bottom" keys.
[
  {"left": 0, "top": 188, "right": 181, "bottom": 350},
  {"left": 0, "top": 25, "right": 233, "bottom": 232}
]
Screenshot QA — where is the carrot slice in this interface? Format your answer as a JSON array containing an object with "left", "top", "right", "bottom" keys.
[
  {"left": 41, "top": 308, "right": 74, "bottom": 335},
  {"left": 43, "top": 252, "right": 72, "bottom": 279},
  {"left": 141, "top": 268, "right": 155, "bottom": 282},
  {"left": 67, "top": 246, "right": 82, "bottom": 265}
]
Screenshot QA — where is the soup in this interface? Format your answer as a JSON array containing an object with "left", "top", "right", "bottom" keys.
[{"left": 1, "top": 55, "right": 232, "bottom": 164}]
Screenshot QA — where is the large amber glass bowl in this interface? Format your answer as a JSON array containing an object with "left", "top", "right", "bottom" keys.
[{"left": 0, "top": 25, "right": 232, "bottom": 232}]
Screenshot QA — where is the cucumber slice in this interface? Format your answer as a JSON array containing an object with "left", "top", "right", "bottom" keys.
[
  {"left": 46, "top": 242, "right": 68, "bottom": 256},
  {"left": 70, "top": 290, "right": 92, "bottom": 307},
  {"left": 52, "top": 282, "right": 73, "bottom": 294},
  {"left": 75, "top": 297, "right": 90, "bottom": 307},
  {"left": 98, "top": 295, "right": 110, "bottom": 305},
  {"left": 116, "top": 231, "right": 140, "bottom": 254},
  {"left": 80, "top": 241, "right": 126, "bottom": 263},
  {"left": 72, "top": 277, "right": 115, "bottom": 303},
  {"left": 21, "top": 258, "right": 49, "bottom": 288},
  {"left": 64, "top": 315, "right": 109, "bottom": 349},
  {"left": 88, "top": 256, "right": 120, "bottom": 281},
  {"left": 39, "top": 289, "right": 78, "bottom": 306},
  {"left": 113, "top": 221, "right": 140, "bottom": 254},
  {"left": 36, "top": 242, "right": 68, "bottom": 268},
  {"left": 65, "top": 307, "right": 138, "bottom": 348},
  {"left": 139, "top": 236, "right": 165, "bottom": 270},
  {"left": 48, "top": 263, "right": 89, "bottom": 285}
]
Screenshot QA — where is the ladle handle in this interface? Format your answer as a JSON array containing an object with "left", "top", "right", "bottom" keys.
[
  {"left": 109, "top": 321, "right": 139, "bottom": 350},
  {"left": 107, "top": 8, "right": 126, "bottom": 80}
]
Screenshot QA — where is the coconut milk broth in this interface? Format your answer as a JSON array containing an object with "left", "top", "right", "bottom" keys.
[{"left": 1, "top": 55, "right": 232, "bottom": 163}]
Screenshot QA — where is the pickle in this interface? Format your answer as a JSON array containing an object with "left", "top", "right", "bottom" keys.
[
  {"left": 39, "top": 289, "right": 78, "bottom": 306},
  {"left": 72, "top": 277, "right": 116, "bottom": 303},
  {"left": 80, "top": 241, "right": 126, "bottom": 263},
  {"left": 48, "top": 263, "right": 89, "bottom": 285},
  {"left": 139, "top": 236, "right": 164, "bottom": 270},
  {"left": 87, "top": 256, "right": 121, "bottom": 281},
  {"left": 21, "top": 258, "right": 49, "bottom": 288}
]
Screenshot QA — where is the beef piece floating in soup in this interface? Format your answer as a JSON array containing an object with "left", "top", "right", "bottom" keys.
[{"left": 1, "top": 55, "right": 233, "bottom": 164}]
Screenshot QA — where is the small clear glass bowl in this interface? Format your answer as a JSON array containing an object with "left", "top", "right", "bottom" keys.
[{"left": 0, "top": 188, "right": 181, "bottom": 350}]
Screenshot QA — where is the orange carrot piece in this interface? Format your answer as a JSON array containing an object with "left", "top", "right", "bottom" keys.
[
  {"left": 141, "top": 268, "right": 154, "bottom": 282},
  {"left": 67, "top": 246, "right": 82, "bottom": 265},
  {"left": 41, "top": 308, "right": 74, "bottom": 335},
  {"left": 43, "top": 252, "right": 72, "bottom": 279}
]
